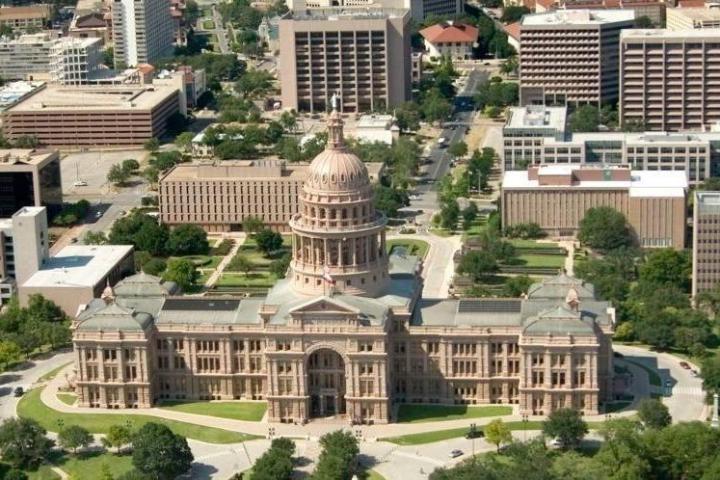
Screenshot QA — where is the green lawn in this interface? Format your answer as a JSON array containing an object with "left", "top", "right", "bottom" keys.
[
  {"left": 39, "top": 362, "right": 72, "bottom": 382},
  {"left": 367, "top": 469, "right": 386, "bottom": 480},
  {"left": 397, "top": 404, "right": 512, "bottom": 423},
  {"left": 159, "top": 400, "right": 267, "bottom": 421},
  {"left": 217, "top": 272, "right": 277, "bottom": 287},
  {"left": 58, "top": 451, "right": 134, "bottom": 479},
  {"left": 509, "top": 239, "right": 560, "bottom": 250},
  {"left": 516, "top": 254, "right": 566, "bottom": 269},
  {"left": 57, "top": 393, "right": 76, "bottom": 406},
  {"left": 383, "top": 420, "right": 559, "bottom": 446},
  {"left": 18, "top": 388, "right": 256, "bottom": 444},
  {"left": 202, "top": 19, "right": 215, "bottom": 29},
  {"left": 172, "top": 254, "right": 223, "bottom": 269},
  {"left": 387, "top": 239, "right": 430, "bottom": 259},
  {"left": 26, "top": 465, "right": 60, "bottom": 480}
]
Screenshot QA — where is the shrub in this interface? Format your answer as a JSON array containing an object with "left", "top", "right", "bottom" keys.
[{"left": 142, "top": 258, "right": 167, "bottom": 276}]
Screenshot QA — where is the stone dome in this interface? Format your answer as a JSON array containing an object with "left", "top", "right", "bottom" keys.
[{"left": 304, "top": 109, "right": 370, "bottom": 193}]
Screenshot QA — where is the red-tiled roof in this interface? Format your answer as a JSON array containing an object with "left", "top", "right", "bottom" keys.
[
  {"left": 677, "top": 0, "right": 706, "bottom": 6},
  {"left": 419, "top": 22, "right": 479, "bottom": 44},
  {"left": 504, "top": 21, "right": 521, "bottom": 41}
]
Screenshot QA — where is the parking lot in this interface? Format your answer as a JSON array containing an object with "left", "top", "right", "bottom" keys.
[{"left": 60, "top": 149, "right": 148, "bottom": 199}]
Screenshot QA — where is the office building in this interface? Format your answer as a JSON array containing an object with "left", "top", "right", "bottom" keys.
[
  {"left": 73, "top": 110, "right": 614, "bottom": 420},
  {"left": 0, "top": 33, "right": 55, "bottom": 81},
  {"left": 20, "top": 244, "right": 135, "bottom": 316},
  {"left": 0, "top": 206, "right": 48, "bottom": 303},
  {"left": 0, "top": 149, "right": 62, "bottom": 218},
  {"left": 502, "top": 106, "right": 720, "bottom": 184},
  {"left": 158, "top": 159, "right": 384, "bottom": 232},
  {"left": 49, "top": 37, "right": 104, "bottom": 85},
  {"left": 0, "top": 4, "right": 50, "bottom": 31},
  {"left": 419, "top": 21, "right": 478, "bottom": 60},
  {"left": 2, "top": 83, "right": 181, "bottom": 147},
  {"left": 278, "top": 8, "right": 411, "bottom": 113},
  {"left": 667, "top": 7, "right": 720, "bottom": 29},
  {"left": 502, "top": 165, "right": 688, "bottom": 248},
  {"left": 620, "top": 29, "right": 720, "bottom": 132},
  {"left": 519, "top": 10, "right": 635, "bottom": 106},
  {"left": 535, "top": 0, "right": 665, "bottom": 28},
  {"left": 112, "top": 0, "right": 174, "bottom": 67},
  {"left": 693, "top": 191, "right": 720, "bottom": 298},
  {"left": 285, "top": 0, "right": 461, "bottom": 22}
]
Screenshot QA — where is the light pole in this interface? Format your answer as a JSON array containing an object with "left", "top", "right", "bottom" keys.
[
  {"left": 712, "top": 393, "right": 719, "bottom": 429},
  {"left": 470, "top": 422, "right": 476, "bottom": 461},
  {"left": 522, "top": 414, "right": 528, "bottom": 442}
]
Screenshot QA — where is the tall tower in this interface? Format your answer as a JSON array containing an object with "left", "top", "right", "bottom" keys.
[
  {"left": 289, "top": 105, "right": 389, "bottom": 297},
  {"left": 112, "top": 0, "right": 174, "bottom": 68}
]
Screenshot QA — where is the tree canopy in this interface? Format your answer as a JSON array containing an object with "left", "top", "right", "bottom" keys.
[
  {"left": 131, "top": 423, "right": 193, "bottom": 480},
  {"left": 578, "top": 207, "right": 633, "bottom": 252},
  {"left": 542, "top": 408, "right": 588, "bottom": 449},
  {"left": 0, "top": 418, "right": 53, "bottom": 469}
]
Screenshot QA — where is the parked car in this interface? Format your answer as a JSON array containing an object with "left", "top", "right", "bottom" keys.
[
  {"left": 13, "top": 387, "right": 24, "bottom": 397},
  {"left": 691, "top": 369, "right": 699, "bottom": 377},
  {"left": 449, "top": 449, "right": 464, "bottom": 458},
  {"left": 549, "top": 438, "right": 563, "bottom": 449},
  {"left": 665, "top": 380, "right": 672, "bottom": 388},
  {"left": 73, "top": 180, "right": 88, "bottom": 187},
  {"left": 679, "top": 361, "right": 691, "bottom": 370}
]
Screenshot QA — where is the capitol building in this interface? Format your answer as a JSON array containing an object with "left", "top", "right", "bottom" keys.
[{"left": 71, "top": 109, "right": 615, "bottom": 423}]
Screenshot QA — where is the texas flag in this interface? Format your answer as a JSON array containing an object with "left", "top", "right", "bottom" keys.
[{"left": 323, "top": 266, "right": 336, "bottom": 285}]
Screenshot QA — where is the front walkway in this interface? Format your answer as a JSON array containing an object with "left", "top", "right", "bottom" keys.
[{"left": 205, "top": 235, "right": 245, "bottom": 288}]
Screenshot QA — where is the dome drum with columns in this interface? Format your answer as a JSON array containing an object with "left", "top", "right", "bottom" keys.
[{"left": 289, "top": 104, "right": 389, "bottom": 297}]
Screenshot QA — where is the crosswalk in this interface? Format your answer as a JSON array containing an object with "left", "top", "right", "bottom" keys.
[{"left": 668, "top": 386, "right": 704, "bottom": 397}]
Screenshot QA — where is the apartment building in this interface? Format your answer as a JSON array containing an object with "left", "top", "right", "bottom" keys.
[
  {"left": 502, "top": 165, "right": 688, "bottom": 248},
  {"left": 667, "top": 7, "right": 720, "bottom": 30},
  {"left": 49, "top": 37, "right": 103, "bottom": 85},
  {"left": 693, "top": 191, "right": 720, "bottom": 298},
  {"left": 503, "top": 106, "right": 719, "bottom": 184},
  {"left": 2, "top": 83, "right": 180, "bottom": 147},
  {"left": 278, "top": 8, "right": 411, "bottom": 113},
  {"left": 0, "top": 4, "right": 50, "bottom": 31},
  {"left": 0, "top": 149, "right": 62, "bottom": 217},
  {"left": 112, "top": 0, "right": 174, "bottom": 67},
  {"left": 620, "top": 29, "right": 720, "bottom": 132},
  {"left": 519, "top": 10, "right": 635, "bottom": 106}
]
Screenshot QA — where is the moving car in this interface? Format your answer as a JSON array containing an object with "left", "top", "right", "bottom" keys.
[
  {"left": 449, "top": 449, "right": 464, "bottom": 458},
  {"left": 13, "top": 387, "right": 23, "bottom": 397},
  {"left": 679, "top": 361, "right": 691, "bottom": 370}
]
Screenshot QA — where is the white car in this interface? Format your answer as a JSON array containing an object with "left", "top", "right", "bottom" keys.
[
  {"left": 95, "top": 211, "right": 103, "bottom": 219},
  {"left": 449, "top": 449, "right": 464, "bottom": 458},
  {"left": 549, "top": 438, "right": 563, "bottom": 449},
  {"left": 73, "top": 180, "right": 88, "bottom": 187}
]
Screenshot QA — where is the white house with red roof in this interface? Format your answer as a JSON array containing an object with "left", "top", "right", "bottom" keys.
[{"left": 419, "top": 21, "right": 479, "bottom": 60}]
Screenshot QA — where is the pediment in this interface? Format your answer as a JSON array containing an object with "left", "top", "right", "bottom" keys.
[{"left": 289, "top": 296, "right": 360, "bottom": 315}]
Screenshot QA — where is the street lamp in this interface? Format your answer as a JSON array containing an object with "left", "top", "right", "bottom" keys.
[
  {"left": 712, "top": 393, "right": 719, "bottom": 429},
  {"left": 521, "top": 414, "right": 528, "bottom": 442},
  {"left": 470, "top": 423, "right": 476, "bottom": 461}
]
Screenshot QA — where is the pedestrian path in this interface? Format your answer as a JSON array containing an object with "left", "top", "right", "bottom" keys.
[{"left": 205, "top": 235, "right": 244, "bottom": 288}]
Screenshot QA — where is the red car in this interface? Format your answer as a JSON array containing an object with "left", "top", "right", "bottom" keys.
[{"left": 679, "top": 361, "right": 691, "bottom": 370}]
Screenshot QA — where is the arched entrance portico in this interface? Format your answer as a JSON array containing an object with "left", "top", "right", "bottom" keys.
[{"left": 307, "top": 349, "right": 346, "bottom": 418}]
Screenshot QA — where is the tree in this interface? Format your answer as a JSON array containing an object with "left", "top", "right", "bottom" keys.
[
  {"left": 578, "top": 207, "right": 633, "bottom": 252},
  {"left": 569, "top": 105, "right": 600, "bottom": 132},
  {"left": 163, "top": 259, "right": 198, "bottom": 291},
  {"left": 242, "top": 216, "right": 264, "bottom": 234},
  {"left": 439, "top": 199, "right": 460, "bottom": 230},
  {"left": 422, "top": 88, "right": 452, "bottom": 124},
  {"left": 132, "top": 423, "right": 193, "bottom": 480},
  {"left": 0, "top": 418, "right": 53, "bottom": 469},
  {"left": 167, "top": 225, "right": 209, "bottom": 256},
  {"left": 121, "top": 159, "right": 140, "bottom": 172},
  {"left": 448, "top": 141, "right": 468, "bottom": 159},
  {"left": 107, "top": 164, "right": 131, "bottom": 186},
  {"left": 175, "top": 132, "right": 195, "bottom": 151},
  {"left": 542, "top": 408, "right": 588, "bottom": 449},
  {"left": 501, "top": 5, "right": 530, "bottom": 23},
  {"left": 279, "top": 110, "right": 298, "bottom": 133},
  {"left": 635, "top": 15, "right": 654, "bottom": 28},
  {"left": 485, "top": 419, "right": 512, "bottom": 452},
  {"left": 142, "top": 258, "right": 167, "bottom": 276},
  {"left": 58, "top": 425, "right": 92, "bottom": 454},
  {"left": 702, "top": 354, "right": 720, "bottom": 394},
  {"left": 102, "top": 424, "right": 133, "bottom": 453},
  {"left": 0, "top": 339, "right": 20, "bottom": 368},
  {"left": 84, "top": 231, "right": 108, "bottom": 245},
  {"left": 458, "top": 251, "right": 498, "bottom": 282},
  {"left": 270, "top": 253, "right": 291, "bottom": 278},
  {"left": 235, "top": 69, "right": 274, "bottom": 99},
  {"left": 229, "top": 253, "right": 253, "bottom": 276},
  {"left": 312, "top": 430, "right": 359, "bottom": 480},
  {"left": 637, "top": 398, "right": 671, "bottom": 429},
  {"left": 109, "top": 213, "right": 169, "bottom": 256},
  {"left": 395, "top": 102, "right": 421, "bottom": 132},
  {"left": 143, "top": 138, "right": 160, "bottom": 151},
  {"left": 638, "top": 248, "right": 691, "bottom": 292},
  {"left": 374, "top": 185, "right": 408, "bottom": 217},
  {"left": 503, "top": 275, "right": 533, "bottom": 297},
  {"left": 252, "top": 437, "right": 295, "bottom": 480},
  {"left": 254, "top": 229, "right": 283, "bottom": 257}
]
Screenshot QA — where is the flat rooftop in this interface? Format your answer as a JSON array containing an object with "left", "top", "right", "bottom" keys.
[
  {"left": 0, "top": 5, "right": 50, "bottom": 19},
  {"left": 0, "top": 148, "right": 57, "bottom": 166},
  {"left": 522, "top": 9, "right": 635, "bottom": 26},
  {"left": 4, "top": 83, "right": 179, "bottom": 113},
  {"left": 503, "top": 168, "right": 687, "bottom": 198},
  {"left": 357, "top": 114, "right": 395, "bottom": 128},
  {"left": 161, "top": 160, "right": 308, "bottom": 181},
  {"left": 696, "top": 191, "right": 720, "bottom": 215},
  {"left": 22, "top": 245, "right": 133, "bottom": 289},
  {"left": 505, "top": 106, "right": 567, "bottom": 131},
  {"left": 668, "top": 7, "right": 720, "bottom": 22},
  {"left": 283, "top": 7, "right": 408, "bottom": 21},
  {"left": 622, "top": 28, "right": 720, "bottom": 40}
]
